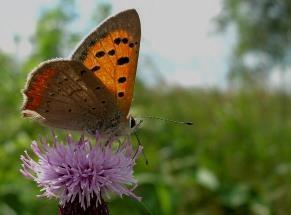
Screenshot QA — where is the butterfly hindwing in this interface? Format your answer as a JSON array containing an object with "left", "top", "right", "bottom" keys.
[
  {"left": 22, "top": 59, "right": 119, "bottom": 131},
  {"left": 71, "top": 9, "right": 141, "bottom": 117}
]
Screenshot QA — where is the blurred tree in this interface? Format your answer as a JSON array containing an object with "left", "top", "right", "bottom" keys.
[
  {"left": 216, "top": 0, "right": 291, "bottom": 89},
  {"left": 217, "top": 0, "right": 291, "bottom": 122},
  {"left": 23, "top": 0, "right": 78, "bottom": 71}
]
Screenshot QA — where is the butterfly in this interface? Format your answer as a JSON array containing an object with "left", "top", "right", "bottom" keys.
[{"left": 22, "top": 9, "right": 141, "bottom": 137}]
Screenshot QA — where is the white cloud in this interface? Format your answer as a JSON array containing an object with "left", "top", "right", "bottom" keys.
[{"left": 0, "top": 0, "right": 57, "bottom": 58}]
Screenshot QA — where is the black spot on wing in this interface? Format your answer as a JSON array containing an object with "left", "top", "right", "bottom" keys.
[
  {"left": 91, "top": 66, "right": 100, "bottom": 72},
  {"left": 108, "top": 49, "right": 115, "bottom": 56},
  {"left": 118, "top": 77, "right": 126, "bottom": 83},
  {"left": 117, "top": 57, "right": 129, "bottom": 65},
  {"left": 95, "top": 51, "right": 105, "bottom": 58},
  {"left": 114, "top": 38, "right": 121, "bottom": 45},
  {"left": 118, "top": 92, "right": 124, "bottom": 97},
  {"left": 122, "top": 38, "right": 128, "bottom": 44}
]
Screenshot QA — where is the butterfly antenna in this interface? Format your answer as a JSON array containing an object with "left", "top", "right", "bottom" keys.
[
  {"left": 138, "top": 116, "right": 193, "bottom": 125},
  {"left": 134, "top": 132, "right": 148, "bottom": 165}
]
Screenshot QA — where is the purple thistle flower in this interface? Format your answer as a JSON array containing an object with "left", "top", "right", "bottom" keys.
[{"left": 20, "top": 133, "right": 142, "bottom": 210}]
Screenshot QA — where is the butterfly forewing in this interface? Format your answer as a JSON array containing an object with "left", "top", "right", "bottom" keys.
[
  {"left": 71, "top": 9, "right": 141, "bottom": 117},
  {"left": 22, "top": 9, "right": 141, "bottom": 135},
  {"left": 22, "top": 59, "right": 119, "bottom": 131}
]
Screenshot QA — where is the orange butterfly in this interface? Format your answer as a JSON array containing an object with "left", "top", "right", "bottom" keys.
[{"left": 22, "top": 9, "right": 141, "bottom": 136}]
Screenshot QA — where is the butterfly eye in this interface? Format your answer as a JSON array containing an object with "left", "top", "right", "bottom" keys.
[{"left": 130, "top": 117, "right": 136, "bottom": 128}]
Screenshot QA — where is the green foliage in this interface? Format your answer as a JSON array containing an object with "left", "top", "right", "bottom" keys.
[
  {"left": 24, "top": 0, "right": 78, "bottom": 72},
  {"left": 1, "top": 60, "right": 291, "bottom": 215},
  {"left": 0, "top": 2, "right": 290, "bottom": 215},
  {"left": 132, "top": 86, "right": 291, "bottom": 215}
]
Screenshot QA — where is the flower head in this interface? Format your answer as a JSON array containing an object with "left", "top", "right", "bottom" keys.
[{"left": 20, "top": 133, "right": 142, "bottom": 209}]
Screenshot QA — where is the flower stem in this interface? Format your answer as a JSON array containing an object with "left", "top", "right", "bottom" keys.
[{"left": 59, "top": 197, "right": 109, "bottom": 215}]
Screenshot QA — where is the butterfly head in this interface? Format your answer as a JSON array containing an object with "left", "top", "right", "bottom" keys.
[
  {"left": 127, "top": 115, "right": 142, "bottom": 134},
  {"left": 129, "top": 115, "right": 137, "bottom": 130}
]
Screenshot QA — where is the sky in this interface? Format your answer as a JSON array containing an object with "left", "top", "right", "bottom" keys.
[{"left": 2, "top": 0, "right": 288, "bottom": 89}]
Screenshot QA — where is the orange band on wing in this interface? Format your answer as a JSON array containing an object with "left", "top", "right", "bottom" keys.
[{"left": 24, "top": 68, "right": 56, "bottom": 110}]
